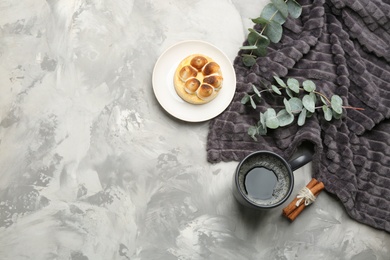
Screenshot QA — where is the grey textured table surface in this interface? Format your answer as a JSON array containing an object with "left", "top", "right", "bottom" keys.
[{"left": 0, "top": 0, "right": 389, "bottom": 259}]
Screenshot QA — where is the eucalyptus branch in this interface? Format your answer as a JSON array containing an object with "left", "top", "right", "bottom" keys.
[
  {"left": 240, "top": 0, "right": 302, "bottom": 67},
  {"left": 241, "top": 76, "right": 364, "bottom": 140},
  {"left": 249, "top": 6, "right": 279, "bottom": 56},
  {"left": 313, "top": 90, "right": 332, "bottom": 105}
]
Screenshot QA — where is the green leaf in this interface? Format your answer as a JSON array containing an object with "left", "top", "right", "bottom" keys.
[
  {"left": 249, "top": 96, "right": 257, "bottom": 109},
  {"left": 310, "top": 92, "right": 317, "bottom": 104},
  {"left": 248, "top": 126, "right": 258, "bottom": 140},
  {"left": 271, "top": 85, "right": 282, "bottom": 95},
  {"left": 331, "top": 95, "right": 343, "bottom": 114},
  {"left": 260, "top": 3, "right": 287, "bottom": 24},
  {"left": 248, "top": 31, "right": 259, "bottom": 46},
  {"left": 240, "top": 45, "right": 258, "bottom": 50},
  {"left": 288, "top": 97, "right": 303, "bottom": 113},
  {"left": 277, "top": 109, "right": 294, "bottom": 126},
  {"left": 302, "top": 80, "right": 316, "bottom": 92},
  {"left": 252, "top": 84, "right": 261, "bottom": 98},
  {"left": 322, "top": 105, "right": 333, "bottom": 121},
  {"left": 251, "top": 17, "right": 269, "bottom": 26},
  {"left": 283, "top": 98, "right": 292, "bottom": 114},
  {"left": 257, "top": 117, "right": 267, "bottom": 135},
  {"left": 253, "top": 45, "right": 268, "bottom": 57},
  {"left": 264, "top": 20, "right": 283, "bottom": 43},
  {"left": 241, "top": 94, "right": 250, "bottom": 104},
  {"left": 287, "top": 0, "right": 302, "bottom": 19},
  {"left": 320, "top": 96, "right": 328, "bottom": 105},
  {"left": 298, "top": 108, "right": 307, "bottom": 126},
  {"left": 287, "top": 78, "right": 300, "bottom": 93},
  {"left": 257, "top": 123, "right": 267, "bottom": 135},
  {"left": 264, "top": 108, "right": 280, "bottom": 129},
  {"left": 286, "top": 88, "right": 294, "bottom": 98},
  {"left": 302, "top": 94, "right": 315, "bottom": 113},
  {"left": 273, "top": 76, "right": 287, "bottom": 88},
  {"left": 333, "top": 109, "right": 343, "bottom": 119},
  {"left": 242, "top": 55, "right": 256, "bottom": 67},
  {"left": 248, "top": 29, "right": 271, "bottom": 46},
  {"left": 259, "top": 112, "right": 266, "bottom": 129},
  {"left": 272, "top": 0, "right": 289, "bottom": 18}
]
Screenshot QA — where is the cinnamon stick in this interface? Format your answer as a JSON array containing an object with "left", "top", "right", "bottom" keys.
[
  {"left": 282, "top": 178, "right": 318, "bottom": 217},
  {"left": 286, "top": 181, "right": 325, "bottom": 221}
]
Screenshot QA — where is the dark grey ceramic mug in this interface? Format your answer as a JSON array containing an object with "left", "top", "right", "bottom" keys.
[{"left": 233, "top": 144, "right": 313, "bottom": 210}]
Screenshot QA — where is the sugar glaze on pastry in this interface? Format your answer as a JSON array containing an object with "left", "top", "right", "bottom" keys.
[{"left": 174, "top": 54, "right": 223, "bottom": 104}]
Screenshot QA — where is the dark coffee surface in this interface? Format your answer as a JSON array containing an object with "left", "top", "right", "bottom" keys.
[
  {"left": 237, "top": 153, "right": 291, "bottom": 206},
  {"left": 244, "top": 167, "right": 277, "bottom": 200}
]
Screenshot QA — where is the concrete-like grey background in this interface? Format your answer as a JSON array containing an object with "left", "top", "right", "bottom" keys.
[{"left": 0, "top": 0, "right": 389, "bottom": 259}]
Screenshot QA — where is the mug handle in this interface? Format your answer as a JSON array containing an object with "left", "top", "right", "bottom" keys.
[{"left": 288, "top": 141, "right": 314, "bottom": 171}]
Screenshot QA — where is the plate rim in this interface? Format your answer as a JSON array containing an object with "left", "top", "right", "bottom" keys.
[{"left": 152, "top": 40, "right": 236, "bottom": 122}]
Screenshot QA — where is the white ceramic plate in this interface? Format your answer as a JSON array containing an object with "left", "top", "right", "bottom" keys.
[{"left": 152, "top": 40, "right": 236, "bottom": 122}]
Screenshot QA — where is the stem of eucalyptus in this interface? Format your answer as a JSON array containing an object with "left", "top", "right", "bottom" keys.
[
  {"left": 248, "top": 1, "right": 286, "bottom": 58},
  {"left": 241, "top": 0, "right": 301, "bottom": 66}
]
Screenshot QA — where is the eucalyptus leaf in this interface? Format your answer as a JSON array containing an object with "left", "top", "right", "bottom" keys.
[
  {"left": 257, "top": 117, "right": 267, "bottom": 135},
  {"left": 298, "top": 108, "right": 307, "bottom": 126},
  {"left": 287, "top": 0, "right": 302, "bottom": 19},
  {"left": 286, "top": 88, "right": 294, "bottom": 98},
  {"left": 271, "top": 85, "right": 282, "bottom": 95},
  {"left": 265, "top": 20, "right": 283, "bottom": 43},
  {"left": 333, "top": 109, "right": 343, "bottom": 119},
  {"left": 241, "top": 94, "right": 250, "bottom": 104},
  {"left": 248, "top": 126, "right": 258, "bottom": 140},
  {"left": 259, "top": 112, "right": 266, "bottom": 129},
  {"left": 248, "top": 31, "right": 259, "bottom": 46},
  {"left": 273, "top": 76, "right": 287, "bottom": 88},
  {"left": 283, "top": 98, "right": 292, "bottom": 114},
  {"left": 248, "top": 29, "right": 271, "bottom": 46},
  {"left": 263, "top": 108, "right": 271, "bottom": 119},
  {"left": 302, "top": 94, "right": 315, "bottom": 113},
  {"left": 272, "top": 0, "right": 289, "bottom": 18},
  {"left": 287, "top": 78, "right": 300, "bottom": 93},
  {"left": 257, "top": 124, "right": 267, "bottom": 135},
  {"left": 266, "top": 117, "right": 280, "bottom": 129},
  {"left": 250, "top": 96, "right": 257, "bottom": 109},
  {"left": 322, "top": 105, "right": 333, "bottom": 121},
  {"left": 277, "top": 109, "right": 294, "bottom": 126},
  {"left": 264, "top": 108, "right": 280, "bottom": 129},
  {"left": 331, "top": 95, "right": 343, "bottom": 114},
  {"left": 310, "top": 92, "right": 317, "bottom": 104},
  {"left": 253, "top": 45, "right": 268, "bottom": 57},
  {"left": 320, "top": 95, "right": 328, "bottom": 105},
  {"left": 302, "top": 80, "right": 316, "bottom": 92},
  {"left": 288, "top": 97, "right": 303, "bottom": 113},
  {"left": 260, "top": 3, "right": 287, "bottom": 24},
  {"left": 242, "top": 55, "right": 256, "bottom": 67},
  {"left": 252, "top": 84, "right": 261, "bottom": 98},
  {"left": 251, "top": 17, "right": 269, "bottom": 26}
]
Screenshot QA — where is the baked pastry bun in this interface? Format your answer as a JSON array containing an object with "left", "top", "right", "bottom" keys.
[{"left": 174, "top": 54, "right": 223, "bottom": 104}]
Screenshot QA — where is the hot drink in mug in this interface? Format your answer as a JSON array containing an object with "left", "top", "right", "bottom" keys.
[{"left": 233, "top": 145, "right": 313, "bottom": 210}]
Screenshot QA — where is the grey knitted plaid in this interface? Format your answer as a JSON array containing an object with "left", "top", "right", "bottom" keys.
[{"left": 207, "top": 0, "right": 390, "bottom": 232}]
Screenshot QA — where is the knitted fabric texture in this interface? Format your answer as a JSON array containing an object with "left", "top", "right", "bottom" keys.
[{"left": 207, "top": 0, "right": 390, "bottom": 232}]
